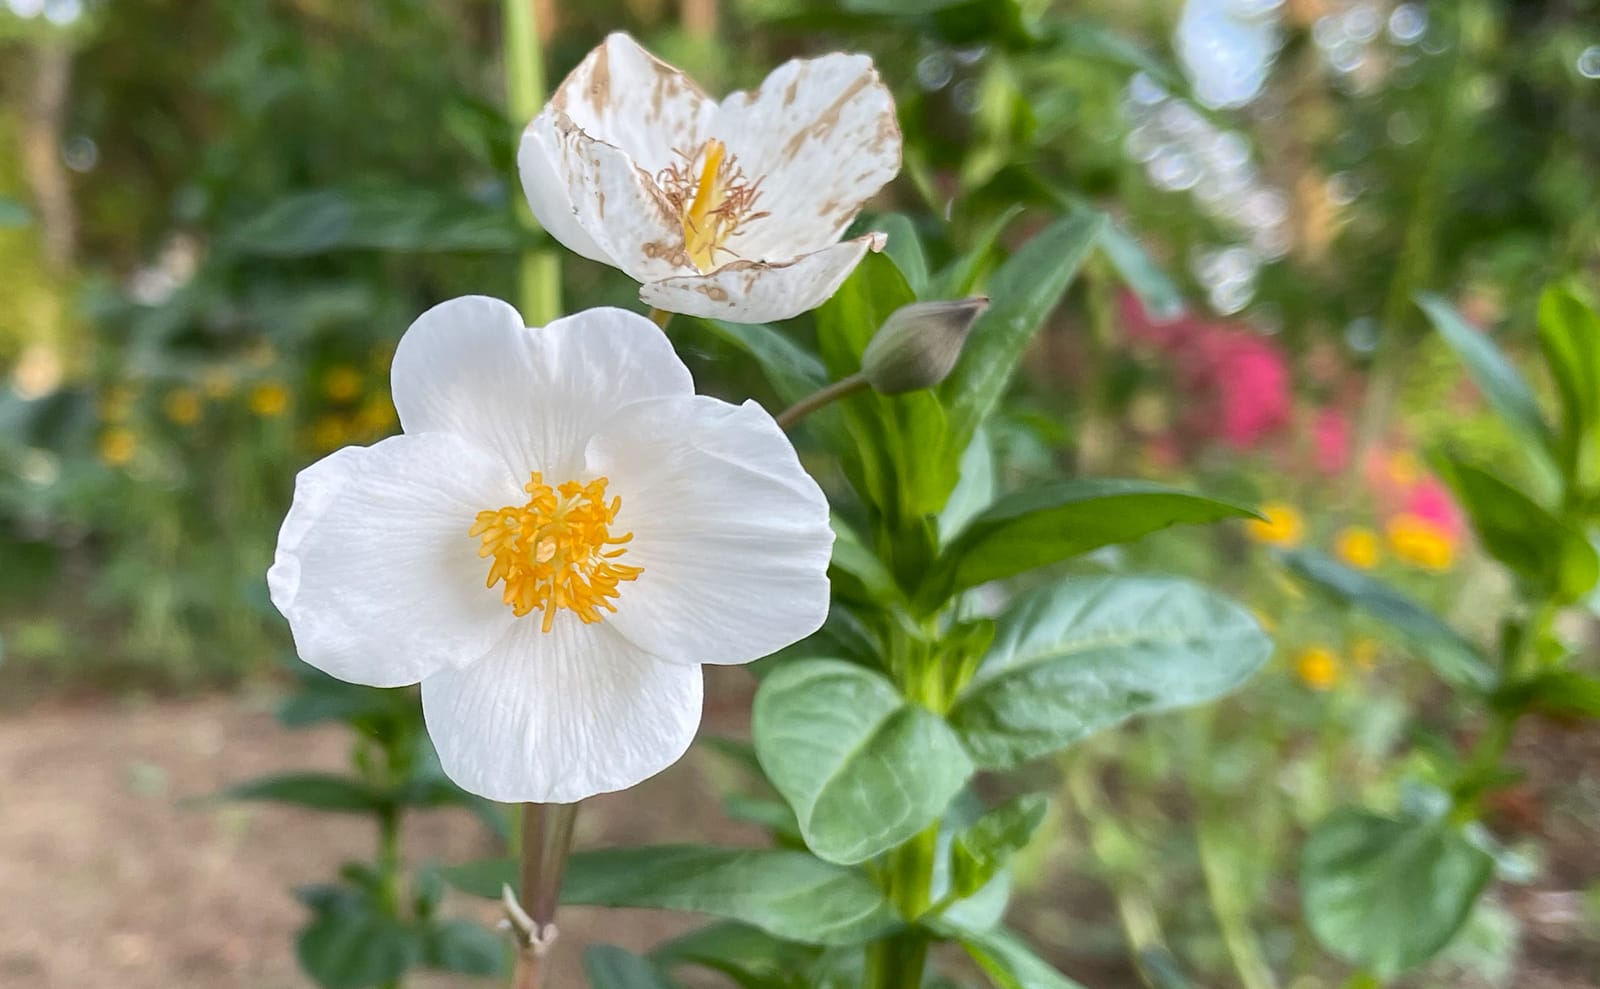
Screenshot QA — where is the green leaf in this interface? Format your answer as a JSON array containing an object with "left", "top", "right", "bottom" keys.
[
  {"left": 938, "top": 427, "right": 997, "bottom": 545},
  {"left": 1493, "top": 669, "right": 1600, "bottom": 720},
  {"left": 873, "top": 212, "right": 930, "bottom": 295},
  {"left": 222, "top": 773, "right": 390, "bottom": 813},
  {"left": 829, "top": 514, "right": 902, "bottom": 607},
  {"left": 297, "top": 908, "right": 419, "bottom": 989},
  {"left": 585, "top": 945, "right": 680, "bottom": 989},
  {"left": 1433, "top": 455, "right": 1600, "bottom": 603},
  {"left": 949, "top": 577, "right": 1270, "bottom": 769},
  {"left": 652, "top": 922, "right": 820, "bottom": 986},
  {"left": 843, "top": 0, "right": 976, "bottom": 13},
  {"left": 816, "top": 252, "right": 958, "bottom": 524},
  {"left": 754, "top": 659, "right": 974, "bottom": 864},
  {"left": 0, "top": 196, "right": 31, "bottom": 228},
  {"left": 1098, "top": 220, "right": 1184, "bottom": 322},
  {"left": 1538, "top": 285, "right": 1600, "bottom": 489},
  {"left": 1049, "top": 18, "right": 1186, "bottom": 89},
  {"left": 697, "top": 318, "right": 827, "bottom": 407},
  {"left": 441, "top": 847, "right": 899, "bottom": 947},
  {"left": 941, "top": 211, "right": 1106, "bottom": 451},
  {"left": 723, "top": 794, "right": 803, "bottom": 843},
  {"left": 228, "top": 187, "right": 520, "bottom": 256},
  {"left": 1418, "top": 293, "right": 1558, "bottom": 465},
  {"left": 937, "top": 921, "right": 1089, "bottom": 989},
  {"left": 919, "top": 480, "right": 1257, "bottom": 606},
  {"left": 932, "top": 205, "right": 1023, "bottom": 298},
  {"left": 420, "top": 919, "right": 506, "bottom": 976},
  {"left": 950, "top": 794, "right": 1048, "bottom": 899},
  {"left": 1278, "top": 549, "right": 1493, "bottom": 689},
  {"left": 1301, "top": 807, "right": 1494, "bottom": 977}
]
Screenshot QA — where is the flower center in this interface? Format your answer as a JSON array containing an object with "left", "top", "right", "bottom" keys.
[
  {"left": 658, "top": 139, "right": 768, "bottom": 272},
  {"left": 470, "top": 472, "right": 642, "bottom": 632}
]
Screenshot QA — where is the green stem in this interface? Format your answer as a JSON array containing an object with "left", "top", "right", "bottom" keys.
[
  {"left": 867, "top": 825, "right": 938, "bottom": 989},
  {"left": 376, "top": 806, "right": 403, "bottom": 989},
  {"left": 775, "top": 372, "right": 868, "bottom": 430},
  {"left": 1194, "top": 804, "right": 1279, "bottom": 989},
  {"left": 502, "top": 0, "right": 560, "bottom": 325}
]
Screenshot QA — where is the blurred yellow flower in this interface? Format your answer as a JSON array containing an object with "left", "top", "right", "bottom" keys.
[
  {"left": 322, "top": 365, "right": 364, "bottom": 403},
  {"left": 1386, "top": 514, "right": 1454, "bottom": 571},
  {"left": 1334, "top": 526, "right": 1381, "bottom": 569},
  {"left": 162, "top": 388, "right": 203, "bottom": 427},
  {"left": 1352, "top": 636, "right": 1380, "bottom": 670},
  {"left": 310, "top": 414, "right": 350, "bottom": 452},
  {"left": 249, "top": 381, "right": 291, "bottom": 418},
  {"left": 1247, "top": 502, "right": 1304, "bottom": 547},
  {"left": 98, "top": 427, "right": 137, "bottom": 466},
  {"left": 202, "top": 367, "right": 237, "bottom": 399},
  {"left": 355, "top": 394, "right": 398, "bottom": 435},
  {"left": 1294, "top": 646, "right": 1340, "bottom": 690}
]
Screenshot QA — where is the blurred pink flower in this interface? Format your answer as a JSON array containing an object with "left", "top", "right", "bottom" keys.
[
  {"left": 1404, "top": 477, "right": 1466, "bottom": 539},
  {"left": 1120, "top": 293, "right": 1291, "bottom": 453},
  {"left": 1312, "top": 409, "right": 1351, "bottom": 475}
]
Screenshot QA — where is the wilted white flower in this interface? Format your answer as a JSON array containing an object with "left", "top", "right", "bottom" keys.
[
  {"left": 520, "top": 33, "right": 901, "bottom": 323},
  {"left": 267, "top": 298, "right": 833, "bottom": 803}
]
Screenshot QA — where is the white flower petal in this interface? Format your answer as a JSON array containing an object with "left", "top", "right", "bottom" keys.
[
  {"left": 268, "top": 433, "right": 521, "bottom": 688},
  {"left": 585, "top": 395, "right": 833, "bottom": 666},
  {"left": 421, "top": 615, "right": 703, "bottom": 803},
  {"left": 390, "top": 298, "right": 693, "bottom": 477},
  {"left": 714, "top": 53, "right": 900, "bottom": 259},
  {"left": 638, "top": 233, "right": 886, "bottom": 323},
  {"left": 518, "top": 122, "right": 614, "bottom": 267},
  {"left": 548, "top": 32, "right": 715, "bottom": 175},
  {"left": 530, "top": 113, "right": 693, "bottom": 283}
]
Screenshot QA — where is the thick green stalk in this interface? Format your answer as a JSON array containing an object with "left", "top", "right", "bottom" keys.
[
  {"left": 502, "top": 0, "right": 561, "bottom": 325},
  {"left": 376, "top": 805, "right": 404, "bottom": 989},
  {"left": 867, "top": 825, "right": 938, "bottom": 989}
]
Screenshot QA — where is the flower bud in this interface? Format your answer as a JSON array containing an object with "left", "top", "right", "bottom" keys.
[{"left": 859, "top": 297, "right": 989, "bottom": 395}]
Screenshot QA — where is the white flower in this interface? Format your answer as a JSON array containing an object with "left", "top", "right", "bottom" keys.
[
  {"left": 267, "top": 298, "right": 834, "bottom": 803},
  {"left": 520, "top": 32, "right": 901, "bottom": 323}
]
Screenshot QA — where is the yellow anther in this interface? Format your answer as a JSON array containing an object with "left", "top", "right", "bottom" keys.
[{"left": 470, "top": 472, "right": 642, "bottom": 631}]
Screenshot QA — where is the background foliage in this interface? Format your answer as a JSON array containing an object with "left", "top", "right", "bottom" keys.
[{"left": 2, "top": 0, "right": 1598, "bottom": 987}]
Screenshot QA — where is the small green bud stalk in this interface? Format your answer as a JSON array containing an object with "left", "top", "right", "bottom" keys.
[
  {"left": 775, "top": 297, "right": 988, "bottom": 429},
  {"left": 860, "top": 297, "right": 988, "bottom": 394}
]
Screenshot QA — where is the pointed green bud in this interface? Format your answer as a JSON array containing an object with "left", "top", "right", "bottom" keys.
[{"left": 859, "top": 297, "right": 989, "bottom": 395}]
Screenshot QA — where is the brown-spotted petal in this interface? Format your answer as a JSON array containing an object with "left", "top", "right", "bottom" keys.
[{"left": 638, "top": 232, "right": 887, "bottom": 322}]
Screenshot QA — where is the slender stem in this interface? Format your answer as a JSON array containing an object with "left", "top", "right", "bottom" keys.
[
  {"left": 522, "top": 802, "right": 578, "bottom": 928},
  {"left": 508, "top": 802, "right": 579, "bottom": 989},
  {"left": 775, "top": 372, "right": 869, "bottom": 430},
  {"left": 502, "top": 0, "right": 561, "bottom": 325},
  {"left": 376, "top": 807, "right": 404, "bottom": 989},
  {"left": 1194, "top": 803, "right": 1279, "bottom": 989}
]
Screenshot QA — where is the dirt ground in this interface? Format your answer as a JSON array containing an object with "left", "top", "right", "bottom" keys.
[
  {"left": 0, "top": 689, "right": 756, "bottom": 989},
  {"left": 1, "top": 690, "right": 1595, "bottom": 989}
]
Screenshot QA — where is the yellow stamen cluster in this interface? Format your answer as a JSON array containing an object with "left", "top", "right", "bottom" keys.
[
  {"left": 470, "top": 472, "right": 642, "bottom": 632},
  {"left": 658, "top": 139, "right": 768, "bottom": 272}
]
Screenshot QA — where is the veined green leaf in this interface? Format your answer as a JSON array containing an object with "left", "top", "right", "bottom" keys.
[
  {"left": 441, "top": 846, "right": 898, "bottom": 946},
  {"left": 754, "top": 659, "right": 974, "bottom": 864},
  {"left": 942, "top": 212, "right": 1106, "bottom": 451},
  {"left": 949, "top": 577, "right": 1269, "bottom": 769},
  {"left": 1301, "top": 806, "right": 1494, "bottom": 977},
  {"left": 919, "top": 479, "right": 1257, "bottom": 606}
]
